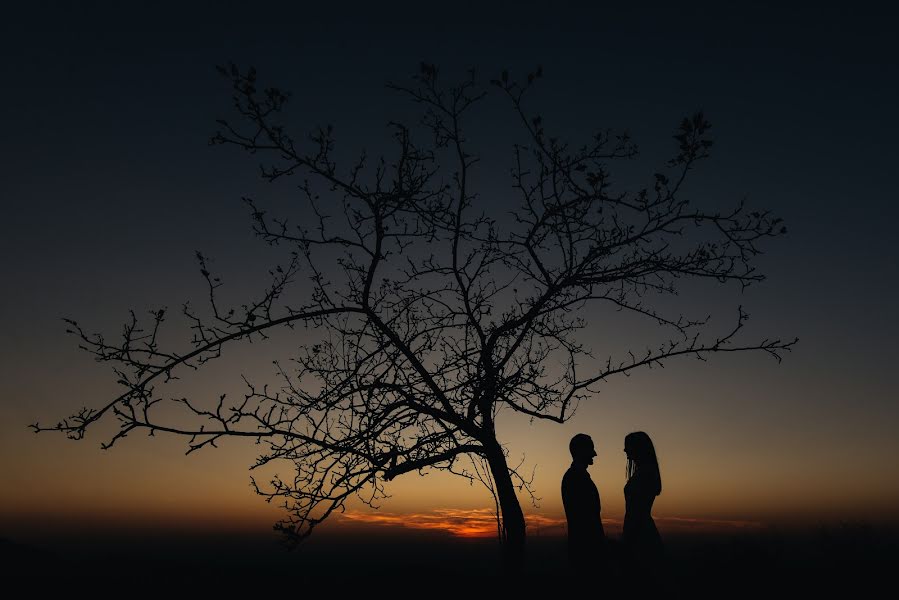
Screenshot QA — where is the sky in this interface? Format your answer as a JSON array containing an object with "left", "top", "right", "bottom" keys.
[{"left": 1, "top": 2, "right": 898, "bottom": 544}]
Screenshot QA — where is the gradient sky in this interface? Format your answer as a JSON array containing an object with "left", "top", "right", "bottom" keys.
[{"left": 2, "top": 2, "right": 898, "bottom": 542}]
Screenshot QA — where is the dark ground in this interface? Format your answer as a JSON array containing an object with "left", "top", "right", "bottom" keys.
[{"left": 2, "top": 523, "right": 895, "bottom": 593}]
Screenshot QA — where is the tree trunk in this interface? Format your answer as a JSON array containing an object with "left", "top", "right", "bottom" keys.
[{"left": 485, "top": 442, "right": 526, "bottom": 568}]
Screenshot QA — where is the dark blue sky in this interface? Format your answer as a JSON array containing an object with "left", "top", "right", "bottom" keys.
[{"left": 4, "top": 1, "right": 896, "bottom": 374}]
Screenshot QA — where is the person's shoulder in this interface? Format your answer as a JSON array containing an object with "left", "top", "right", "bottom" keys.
[
  {"left": 562, "top": 467, "right": 577, "bottom": 494},
  {"left": 562, "top": 466, "right": 586, "bottom": 483},
  {"left": 627, "top": 469, "right": 661, "bottom": 492}
]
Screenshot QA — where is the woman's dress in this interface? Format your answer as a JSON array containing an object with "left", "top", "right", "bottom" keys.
[{"left": 622, "top": 469, "right": 664, "bottom": 563}]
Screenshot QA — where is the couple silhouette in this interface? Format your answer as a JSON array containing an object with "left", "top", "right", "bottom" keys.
[{"left": 562, "top": 431, "right": 663, "bottom": 573}]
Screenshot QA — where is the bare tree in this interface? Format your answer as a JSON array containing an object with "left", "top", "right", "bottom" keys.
[{"left": 34, "top": 63, "right": 796, "bottom": 562}]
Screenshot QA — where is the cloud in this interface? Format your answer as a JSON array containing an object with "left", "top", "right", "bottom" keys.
[
  {"left": 339, "top": 508, "right": 566, "bottom": 538},
  {"left": 654, "top": 516, "right": 764, "bottom": 532},
  {"left": 338, "top": 509, "right": 764, "bottom": 537}
]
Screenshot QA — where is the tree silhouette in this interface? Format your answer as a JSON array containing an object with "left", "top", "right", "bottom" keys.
[{"left": 34, "top": 63, "right": 796, "bottom": 562}]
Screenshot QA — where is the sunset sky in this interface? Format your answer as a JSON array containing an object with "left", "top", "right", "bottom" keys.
[{"left": 2, "top": 2, "right": 898, "bottom": 545}]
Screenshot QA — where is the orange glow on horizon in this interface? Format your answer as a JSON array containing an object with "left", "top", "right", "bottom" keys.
[
  {"left": 337, "top": 507, "right": 561, "bottom": 538},
  {"left": 335, "top": 508, "right": 764, "bottom": 538}
]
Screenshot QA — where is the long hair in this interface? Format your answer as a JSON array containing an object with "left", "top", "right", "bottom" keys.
[{"left": 625, "top": 431, "right": 662, "bottom": 496}]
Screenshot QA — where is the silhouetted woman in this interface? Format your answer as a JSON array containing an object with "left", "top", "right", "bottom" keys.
[{"left": 622, "top": 431, "right": 664, "bottom": 569}]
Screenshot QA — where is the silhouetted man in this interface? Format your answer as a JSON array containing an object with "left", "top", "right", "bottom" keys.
[{"left": 562, "top": 433, "right": 605, "bottom": 567}]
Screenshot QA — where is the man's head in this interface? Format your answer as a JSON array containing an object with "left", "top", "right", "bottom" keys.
[{"left": 569, "top": 433, "right": 597, "bottom": 465}]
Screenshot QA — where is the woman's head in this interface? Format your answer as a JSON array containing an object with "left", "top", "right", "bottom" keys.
[{"left": 625, "top": 431, "right": 661, "bottom": 494}]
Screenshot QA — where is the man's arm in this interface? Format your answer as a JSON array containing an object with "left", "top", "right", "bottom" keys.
[{"left": 562, "top": 472, "right": 593, "bottom": 529}]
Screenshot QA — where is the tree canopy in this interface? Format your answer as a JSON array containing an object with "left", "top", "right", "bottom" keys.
[{"left": 35, "top": 63, "right": 796, "bottom": 552}]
